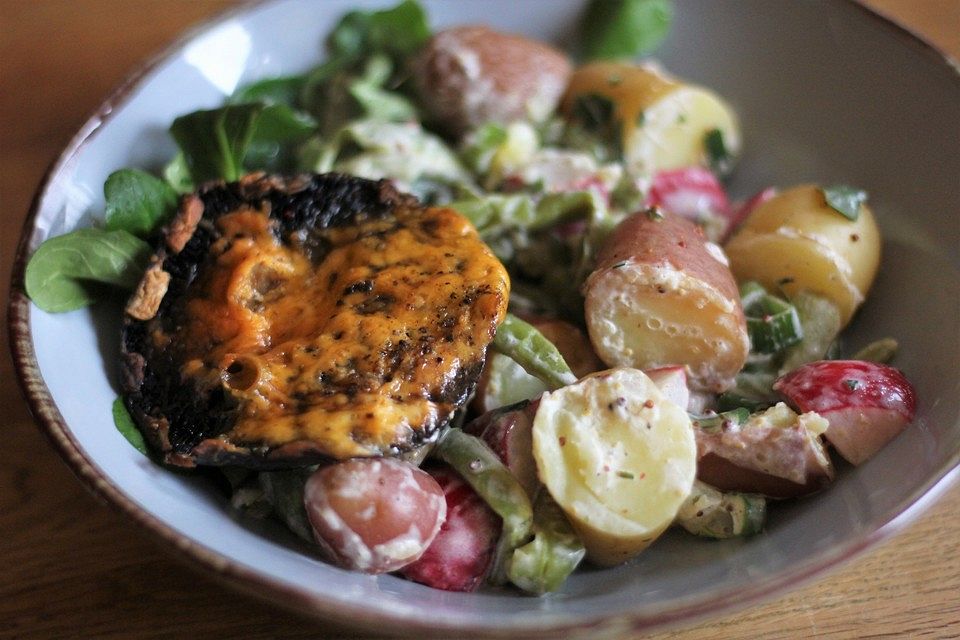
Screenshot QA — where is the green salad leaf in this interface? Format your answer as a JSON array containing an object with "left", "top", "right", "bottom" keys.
[
  {"left": 112, "top": 397, "right": 148, "bottom": 455},
  {"left": 25, "top": 228, "right": 151, "bottom": 312},
  {"left": 231, "top": 74, "right": 306, "bottom": 108},
  {"left": 170, "top": 103, "right": 264, "bottom": 183},
  {"left": 163, "top": 153, "right": 195, "bottom": 194},
  {"left": 103, "top": 168, "right": 178, "bottom": 237},
  {"left": 581, "top": 0, "right": 673, "bottom": 60},
  {"left": 328, "top": 0, "right": 430, "bottom": 61},
  {"left": 348, "top": 56, "right": 418, "bottom": 122},
  {"left": 822, "top": 184, "right": 866, "bottom": 221}
]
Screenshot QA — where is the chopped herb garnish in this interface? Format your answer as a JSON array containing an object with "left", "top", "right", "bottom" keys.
[
  {"left": 568, "top": 93, "right": 623, "bottom": 161},
  {"left": 611, "top": 261, "right": 628, "bottom": 269},
  {"left": 645, "top": 206, "right": 664, "bottom": 221},
  {"left": 617, "top": 470, "right": 635, "bottom": 479},
  {"left": 636, "top": 111, "right": 646, "bottom": 127},
  {"left": 704, "top": 128, "right": 732, "bottom": 175},
  {"left": 843, "top": 379, "right": 860, "bottom": 391},
  {"left": 822, "top": 185, "right": 867, "bottom": 221},
  {"left": 573, "top": 93, "right": 616, "bottom": 131}
]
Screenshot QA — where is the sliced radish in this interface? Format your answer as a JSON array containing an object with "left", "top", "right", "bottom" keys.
[
  {"left": 647, "top": 166, "right": 730, "bottom": 239},
  {"left": 774, "top": 360, "right": 917, "bottom": 465},
  {"left": 399, "top": 465, "right": 501, "bottom": 592},
  {"left": 466, "top": 402, "right": 540, "bottom": 498},
  {"left": 644, "top": 365, "right": 690, "bottom": 410}
]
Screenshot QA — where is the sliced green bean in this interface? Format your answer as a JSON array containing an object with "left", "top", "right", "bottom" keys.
[
  {"left": 676, "top": 481, "right": 766, "bottom": 539},
  {"left": 491, "top": 314, "right": 577, "bottom": 390},
  {"left": 433, "top": 428, "right": 534, "bottom": 584},
  {"left": 508, "top": 490, "right": 585, "bottom": 594},
  {"left": 852, "top": 337, "right": 898, "bottom": 364}
]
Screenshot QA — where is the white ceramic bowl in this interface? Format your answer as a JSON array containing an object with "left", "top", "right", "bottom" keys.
[{"left": 9, "top": 1, "right": 960, "bottom": 637}]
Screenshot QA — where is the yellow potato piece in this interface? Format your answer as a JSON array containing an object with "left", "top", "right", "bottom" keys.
[
  {"left": 625, "top": 86, "right": 741, "bottom": 176},
  {"left": 563, "top": 62, "right": 741, "bottom": 175},
  {"left": 532, "top": 368, "right": 697, "bottom": 566},
  {"left": 725, "top": 184, "right": 881, "bottom": 326}
]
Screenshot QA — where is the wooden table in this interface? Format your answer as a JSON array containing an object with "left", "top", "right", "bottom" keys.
[{"left": 1, "top": 2, "right": 957, "bottom": 638}]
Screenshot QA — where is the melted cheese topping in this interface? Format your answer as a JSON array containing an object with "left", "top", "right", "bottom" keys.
[{"left": 170, "top": 203, "right": 509, "bottom": 459}]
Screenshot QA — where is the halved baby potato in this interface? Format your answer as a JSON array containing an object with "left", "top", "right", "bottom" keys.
[
  {"left": 562, "top": 61, "right": 741, "bottom": 175},
  {"left": 532, "top": 368, "right": 697, "bottom": 566},
  {"left": 725, "top": 184, "right": 881, "bottom": 327},
  {"left": 584, "top": 212, "right": 749, "bottom": 393}
]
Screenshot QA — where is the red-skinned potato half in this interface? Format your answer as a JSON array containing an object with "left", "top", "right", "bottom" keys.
[
  {"left": 774, "top": 360, "right": 917, "bottom": 465},
  {"left": 412, "top": 26, "right": 572, "bottom": 137},
  {"left": 399, "top": 465, "right": 502, "bottom": 592},
  {"left": 303, "top": 458, "right": 446, "bottom": 574},
  {"left": 583, "top": 211, "right": 749, "bottom": 393}
]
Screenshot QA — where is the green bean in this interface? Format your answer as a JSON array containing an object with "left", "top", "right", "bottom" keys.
[
  {"left": 491, "top": 314, "right": 577, "bottom": 390},
  {"left": 675, "top": 481, "right": 766, "bottom": 539},
  {"left": 508, "top": 490, "right": 586, "bottom": 594},
  {"left": 852, "top": 337, "right": 898, "bottom": 364},
  {"left": 433, "top": 428, "right": 534, "bottom": 584}
]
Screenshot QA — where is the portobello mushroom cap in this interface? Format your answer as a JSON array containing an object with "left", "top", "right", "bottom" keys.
[{"left": 121, "top": 173, "right": 509, "bottom": 468}]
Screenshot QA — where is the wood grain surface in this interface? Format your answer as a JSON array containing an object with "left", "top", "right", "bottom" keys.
[{"left": 1, "top": 1, "right": 958, "bottom": 638}]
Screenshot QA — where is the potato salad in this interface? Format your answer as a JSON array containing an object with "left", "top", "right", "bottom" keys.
[{"left": 25, "top": 0, "right": 918, "bottom": 595}]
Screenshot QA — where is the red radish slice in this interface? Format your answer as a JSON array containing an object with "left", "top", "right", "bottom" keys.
[
  {"left": 400, "top": 465, "right": 502, "bottom": 592},
  {"left": 774, "top": 360, "right": 917, "bottom": 465},
  {"left": 644, "top": 366, "right": 691, "bottom": 410},
  {"left": 303, "top": 458, "right": 446, "bottom": 574},
  {"left": 465, "top": 402, "right": 540, "bottom": 498},
  {"left": 647, "top": 166, "right": 730, "bottom": 226}
]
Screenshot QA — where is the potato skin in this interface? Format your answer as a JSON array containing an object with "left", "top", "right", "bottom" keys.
[
  {"left": 724, "top": 184, "right": 881, "bottom": 326},
  {"left": 412, "top": 26, "right": 572, "bottom": 136},
  {"left": 584, "top": 212, "right": 749, "bottom": 392}
]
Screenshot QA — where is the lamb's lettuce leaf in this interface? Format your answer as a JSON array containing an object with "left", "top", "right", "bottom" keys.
[
  {"left": 170, "top": 103, "right": 264, "bottom": 183},
  {"left": 25, "top": 228, "right": 151, "bottom": 312},
  {"left": 581, "top": 0, "right": 673, "bottom": 60},
  {"left": 103, "top": 168, "right": 178, "bottom": 237}
]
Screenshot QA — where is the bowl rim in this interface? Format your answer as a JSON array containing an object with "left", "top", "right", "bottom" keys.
[{"left": 7, "top": 0, "right": 960, "bottom": 636}]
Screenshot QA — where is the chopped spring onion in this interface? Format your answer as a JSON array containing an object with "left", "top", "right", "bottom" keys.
[
  {"left": 740, "top": 282, "right": 803, "bottom": 354},
  {"left": 690, "top": 407, "right": 751, "bottom": 432}
]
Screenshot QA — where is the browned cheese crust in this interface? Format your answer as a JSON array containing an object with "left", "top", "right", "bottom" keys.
[{"left": 121, "top": 173, "right": 509, "bottom": 467}]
